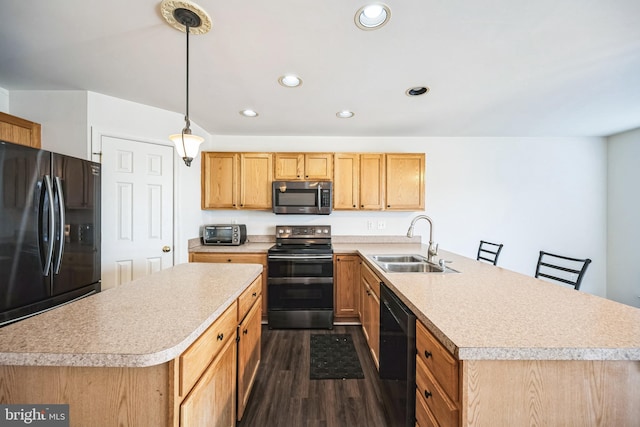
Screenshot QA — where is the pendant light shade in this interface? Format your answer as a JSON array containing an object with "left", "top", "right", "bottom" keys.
[
  {"left": 160, "top": 0, "right": 212, "bottom": 167},
  {"left": 169, "top": 128, "right": 204, "bottom": 167}
]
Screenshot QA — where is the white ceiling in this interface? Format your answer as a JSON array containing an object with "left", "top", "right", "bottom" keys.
[{"left": 1, "top": 0, "right": 639, "bottom": 137}]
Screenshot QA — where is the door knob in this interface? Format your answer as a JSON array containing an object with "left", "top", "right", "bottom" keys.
[{"left": 162, "top": 246, "right": 171, "bottom": 253}]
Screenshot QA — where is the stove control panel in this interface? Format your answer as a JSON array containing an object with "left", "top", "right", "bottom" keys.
[{"left": 275, "top": 225, "right": 331, "bottom": 239}]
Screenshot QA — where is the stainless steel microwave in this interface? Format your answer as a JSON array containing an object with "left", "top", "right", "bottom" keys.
[
  {"left": 272, "top": 181, "right": 332, "bottom": 215},
  {"left": 202, "top": 224, "right": 247, "bottom": 245}
]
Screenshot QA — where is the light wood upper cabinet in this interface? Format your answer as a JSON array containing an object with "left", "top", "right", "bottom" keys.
[
  {"left": 239, "top": 153, "right": 273, "bottom": 209},
  {"left": 274, "top": 153, "right": 333, "bottom": 180},
  {"left": 360, "top": 154, "right": 385, "bottom": 210},
  {"left": 385, "top": 153, "right": 425, "bottom": 210},
  {"left": 333, "top": 154, "right": 359, "bottom": 209},
  {"left": 334, "top": 153, "right": 384, "bottom": 210},
  {"left": 201, "top": 152, "right": 237, "bottom": 209},
  {"left": 0, "top": 112, "right": 41, "bottom": 148},
  {"left": 201, "top": 152, "right": 273, "bottom": 210}
]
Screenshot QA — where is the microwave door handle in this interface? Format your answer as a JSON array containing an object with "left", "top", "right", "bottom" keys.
[{"left": 317, "top": 185, "right": 321, "bottom": 213}]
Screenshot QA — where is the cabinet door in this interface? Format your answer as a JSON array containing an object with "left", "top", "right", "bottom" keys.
[
  {"left": 334, "top": 254, "right": 360, "bottom": 319},
  {"left": 201, "top": 152, "right": 238, "bottom": 209},
  {"left": 237, "top": 299, "right": 262, "bottom": 421},
  {"left": 385, "top": 153, "right": 425, "bottom": 210},
  {"left": 360, "top": 154, "right": 385, "bottom": 210},
  {"left": 333, "top": 154, "right": 359, "bottom": 210},
  {"left": 0, "top": 112, "right": 41, "bottom": 148},
  {"left": 180, "top": 336, "right": 237, "bottom": 427},
  {"left": 239, "top": 153, "right": 273, "bottom": 209},
  {"left": 274, "top": 153, "right": 303, "bottom": 180},
  {"left": 304, "top": 153, "right": 333, "bottom": 180},
  {"left": 360, "top": 263, "right": 380, "bottom": 370}
]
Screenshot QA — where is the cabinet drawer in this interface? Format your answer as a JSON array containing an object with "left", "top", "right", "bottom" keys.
[
  {"left": 416, "top": 320, "right": 458, "bottom": 402},
  {"left": 416, "top": 357, "right": 458, "bottom": 427},
  {"left": 180, "top": 302, "right": 238, "bottom": 396},
  {"left": 415, "top": 388, "right": 439, "bottom": 427},
  {"left": 190, "top": 253, "right": 264, "bottom": 264},
  {"left": 238, "top": 276, "right": 261, "bottom": 322}
]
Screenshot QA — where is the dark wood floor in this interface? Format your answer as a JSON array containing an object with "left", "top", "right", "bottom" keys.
[{"left": 237, "top": 325, "right": 390, "bottom": 427}]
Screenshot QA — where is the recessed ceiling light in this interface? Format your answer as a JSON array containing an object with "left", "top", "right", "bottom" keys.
[
  {"left": 355, "top": 4, "right": 391, "bottom": 30},
  {"left": 336, "top": 110, "right": 355, "bottom": 118},
  {"left": 406, "top": 86, "right": 430, "bottom": 96},
  {"left": 278, "top": 75, "right": 302, "bottom": 88},
  {"left": 240, "top": 109, "right": 258, "bottom": 117}
]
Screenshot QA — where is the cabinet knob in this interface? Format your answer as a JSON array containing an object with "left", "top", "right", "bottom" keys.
[
  {"left": 353, "top": 205, "right": 356, "bottom": 208},
  {"left": 227, "top": 259, "right": 232, "bottom": 262},
  {"left": 424, "top": 390, "right": 432, "bottom": 399},
  {"left": 387, "top": 205, "right": 391, "bottom": 207},
  {"left": 217, "top": 333, "right": 224, "bottom": 341},
  {"left": 424, "top": 350, "right": 432, "bottom": 359},
  {"left": 252, "top": 292, "right": 257, "bottom": 297},
  {"left": 243, "top": 329, "right": 248, "bottom": 335}
]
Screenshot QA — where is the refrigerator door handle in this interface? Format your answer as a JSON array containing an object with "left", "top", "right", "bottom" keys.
[
  {"left": 41, "top": 175, "right": 56, "bottom": 276},
  {"left": 53, "top": 176, "right": 66, "bottom": 275}
]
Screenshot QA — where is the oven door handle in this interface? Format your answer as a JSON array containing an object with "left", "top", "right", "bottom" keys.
[{"left": 268, "top": 254, "right": 333, "bottom": 260}]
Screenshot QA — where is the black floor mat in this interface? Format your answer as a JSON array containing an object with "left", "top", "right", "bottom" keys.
[{"left": 310, "top": 334, "right": 365, "bottom": 380}]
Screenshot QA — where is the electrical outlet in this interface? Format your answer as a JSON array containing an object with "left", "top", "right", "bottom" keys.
[
  {"left": 377, "top": 220, "right": 386, "bottom": 230},
  {"left": 367, "top": 220, "right": 374, "bottom": 230}
]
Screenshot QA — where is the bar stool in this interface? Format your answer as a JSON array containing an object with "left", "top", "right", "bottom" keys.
[
  {"left": 534, "top": 251, "right": 592, "bottom": 290},
  {"left": 476, "top": 241, "right": 504, "bottom": 266}
]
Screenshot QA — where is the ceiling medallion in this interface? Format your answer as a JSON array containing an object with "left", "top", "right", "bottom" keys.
[{"left": 160, "top": 0, "right": 212, "bottom": 34}]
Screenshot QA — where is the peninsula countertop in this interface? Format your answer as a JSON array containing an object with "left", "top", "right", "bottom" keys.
[
  {"left": 0, "top": 262, "right": 263, "bottom": 368},
  {"left": 191, "top": 238, "right": 640, "bottom": 362}
]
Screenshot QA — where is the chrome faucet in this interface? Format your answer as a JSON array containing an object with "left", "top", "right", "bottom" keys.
[{"left": 406, "top": 215, "right": 438, "bottom": 262}]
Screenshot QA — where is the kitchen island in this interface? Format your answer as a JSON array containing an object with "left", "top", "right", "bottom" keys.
[{"left": 0, "top": 262, "right": 263, "bottom": 427}]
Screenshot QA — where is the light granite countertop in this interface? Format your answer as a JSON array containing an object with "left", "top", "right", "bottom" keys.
[
  {"left": 0, "top": 263, "right": 263, "bottom": 368},
  {"left": 191, "top": 238, "right": 640, "bottom": 361}
]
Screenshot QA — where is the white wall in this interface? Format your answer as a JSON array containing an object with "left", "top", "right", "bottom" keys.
[
  {"left": 194, "top": 135, "right": 607, "bottom": 297},
  {"left": 0, "top": 87, "right": 8, "bottom": 113},
  {"left": 9, "top": 91, "right": 88, "bottom": 158},
  {"left": 4, "top": 90, "right": 609, "bottom": 298},
  {"left": 87, "top": 92, "right": 209, "bottom": 265},
  {"left": 607, "top": 128, "right": 640, "bottom": 308}
]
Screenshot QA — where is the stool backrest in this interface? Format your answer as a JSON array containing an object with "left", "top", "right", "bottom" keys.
[
  {"left": 477, "top": 241, "right": 504, "bottom": 266},
  {"left": 535, "top": 251, "right": 592, "bottom": 290}
]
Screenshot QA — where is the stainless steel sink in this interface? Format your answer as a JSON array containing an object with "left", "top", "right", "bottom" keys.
[
  {"left": 368, "top": 254, "right": 459, "bottom": 274},
  {"left": 370, "top": 254, "right": 426, "bottom": 263}
]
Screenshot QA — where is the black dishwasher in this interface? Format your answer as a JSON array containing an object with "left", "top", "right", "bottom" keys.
[{"left": 379, "top": 282, "right": 416, "bottom": 427}]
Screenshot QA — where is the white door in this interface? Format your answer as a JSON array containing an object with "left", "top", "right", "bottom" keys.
[{"left": 100, "top": 136, "right": 174, "bottom": 290}]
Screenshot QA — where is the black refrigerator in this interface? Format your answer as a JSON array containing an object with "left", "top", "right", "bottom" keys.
[{"left": 0, "top": 140, "right": 101, "bottom": 327}]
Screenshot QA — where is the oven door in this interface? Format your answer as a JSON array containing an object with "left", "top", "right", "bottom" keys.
[
  {"left": 267, "top": 253, "right": 334, "bottom": 328},
  {"left": 268, "top": 253, "right": 333, "bottom": 279}
]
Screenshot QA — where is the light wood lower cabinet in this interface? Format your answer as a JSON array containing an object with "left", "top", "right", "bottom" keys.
[
  {"left": 334, "top": 254, "right": 360, "bottom": 322},
  {"left": 416, "top": 318, "right": 640, "bottom": 426},
  {"left": 190, "top": 252, "right": 268, "bottom": 319},
  {"left": 416, "top": 319, "right": 459, "bottom": 427},
  {"left": 180, "top": 336, "right": 237, "bottom": 427},
  {"left": 360, "top": 262, "right": 380, "bottom": 369},
  {"left": 236, "top": 277, "right": 262, "bottom": 421}
]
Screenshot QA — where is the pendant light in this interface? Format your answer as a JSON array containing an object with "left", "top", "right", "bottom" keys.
[{"left": 160, "top": 0, "right": 212, "bottom": 166}]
